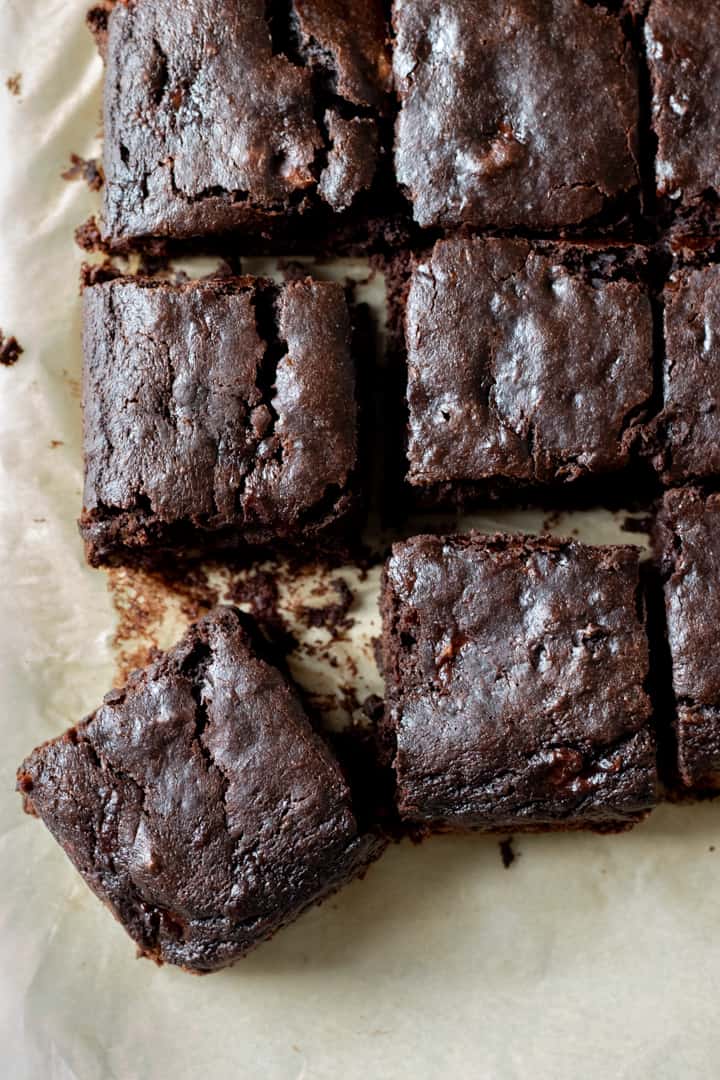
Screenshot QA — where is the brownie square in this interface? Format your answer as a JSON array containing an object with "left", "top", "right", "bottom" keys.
[
  {"left": 655, "top": 488, "right": 720, "bottom": 790},
  {"left": 404, "top": 237, "right": 654, "bottom": 502},
  {"left": 17, "top": 607, "right": 385, "bottom": 972},
  {"left": 89, "top": 0, "right": 390, "bottom": 245},
  {"left": 392, "top": 0, "right": 640, "bottom": 231},
  {"left": 381, "top": 533, "right": 657, "bottom": 831},
  {"left": 79, "top": 275, "right": 359, "bottom": 565},
  {"left": 646, "top": 1, "right": 720, "bottom": 216},
  {"left": 651, "top": 266, "right": 720, "bottom": 483}
]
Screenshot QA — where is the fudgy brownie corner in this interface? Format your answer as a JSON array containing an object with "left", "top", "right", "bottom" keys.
[
  {"left": 17, "top": 606, "right": 386, "bottom": 972},
  {"left": 94, "top": 0, "right": 391, "bottom": 247},
  {"left": 381, "top": 531, "right": 657, "bottom": 832},
  {"left": 79, "top": 273, "right": 362, "bottom": 566},
  {"left": 402, "top": 236, "right": 655, "bottom": 506},
  {"left": 392, "top": 0, "right": 640, "bottom": 232},
  {"left": 654, "top": 487, "right": 720, "bottom": 791}
]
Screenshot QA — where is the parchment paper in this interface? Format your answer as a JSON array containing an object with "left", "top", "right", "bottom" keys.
[{"left": 1, "top": 3, "right": 719, "bottom": 1077}]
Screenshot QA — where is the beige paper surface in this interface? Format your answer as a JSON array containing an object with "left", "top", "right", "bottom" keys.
[{"left": 1, "top": 3, "right": 719, "bottom": 1077}]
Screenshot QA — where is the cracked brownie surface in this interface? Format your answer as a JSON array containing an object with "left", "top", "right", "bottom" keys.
[
  {"left": 392, "top": 0, "right": 640, "bottom": 231},
  {"left": 381, "top": 533, "right": 657, "bottom": 830},
  {"left": 650, "top": 266, "right": 720, "bottom": 484},
  {"left": 79, "top": 275, "right": 358, "bottom": 565},
  {"left": 93, "top": 0, "right": 390, "bottom": 244},
  {"left": 404, "top": 237, "right": 654, "bottom": 499},
  {"left": 17, "top": 607, "right": 385, "bottom": 972},
  {"left": 655, "top": 489, "right": 720, "bottom": 790}
]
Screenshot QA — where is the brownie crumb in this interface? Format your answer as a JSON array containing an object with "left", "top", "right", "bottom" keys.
[
  {"left": 621, "top": 515, "right": 653, "bottom": 535},
  {"left": 5, "top": 73, "right": 21, "bottom": 97},
  {"left": 299, "top": 577, "right": 354, "bottom": 631},
  {"left": 49, "top": 440, "right": 63, "bottom": 449},
  {"left": 226, "top": 568, "right": 297, "bottom": 654},
  {"left": 0, "top": 331, "right": 23, "bottom": 367},
  {"left": 74, "top": 216, "right": 104, "bottom": 252},
  {"left": 710, "top": 846, "right": 716, "bottom": 853},
  {"left": 499, "top": 837, "right": 516, "bottom": 869},
  {"left": 62, "top": 153, "right": 104, "bottom": 191},
  {"left": 80, "top": 260, "right": 123, "bottom": 289}
]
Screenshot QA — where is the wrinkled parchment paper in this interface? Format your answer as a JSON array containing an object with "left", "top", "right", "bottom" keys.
[{"left": 2, "top": 3, "right": 720, "bottom": 1077}]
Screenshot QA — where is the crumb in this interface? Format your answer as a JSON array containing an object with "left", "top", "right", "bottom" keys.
[
  {"left": 6, "top": 73, "right": 21, "bottom": 97},
  {"left": 80, "top": 260, "right": 123, "bottom": 289},
  {"left": 49, "top": 440, "right": 63, "bottom": 449},
  {"left": 226, "top": 568, "right": 297, "bottom": 654},
  {"left": 32, "top": 517, "right": 47, "bottom": 523},
  {"left": 542, "top": 511, "right": 562, "bottom": 531},
  {"left": 710, "top": 846, "right": 716, "bottom": 852},
  {"left": 61, "top": 369, "right": 81, "bottom": 398},
  {"left": 0, "top": 331, "right": 23, "bottom": 367},
  {"left": 74, "top": 216, "right": 104, "bottom": 252},
  {"left": 499, "top": 837, "right": 516, "bottom": 869},
  {"left": 61, "top": 153, "right": 104, "bottom": 191},
  {"left": 298, "top": 577, "right": 355, "bottom": 631}
]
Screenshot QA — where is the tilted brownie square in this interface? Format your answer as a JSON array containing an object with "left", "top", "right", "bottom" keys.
[
  {"left": 404, "top": 237, "right": 654, "bottom": 503},
  {"left": 651, "top": 265, "right": 720, "bottom": 484},
  {"left": 392, "top": 0, "right": 640, "bottom": 231},
  {"left": 655, "top": 488, "right": 720, "bottom": 790},
  {"left": 17, "top": 607, "right": 385, "bottom": 972},
  {"left": 381, "top": 533, "right": 657, "bottom": 831},
  {"left": 87, "top": 0, "right": 390, "bottom": 245},
  {"left": 79, "top": 275, "right": 360, "bottom": 565},
  {"left": 646, "top": 1, "right": 720, "bottom": 221}
]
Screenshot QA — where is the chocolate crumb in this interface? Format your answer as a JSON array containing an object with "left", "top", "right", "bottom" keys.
[
  {"left": 49, "top": 440, "right": 63, "bottom": 449},
  {"left": 499, "top": 837, "right": 516, "bottom": 869},
  {"left": 299, "top": 577, "right": 354, "bottom": 631},
  {"left": 711, "top": 846, "right": 716, "bottom": 853},
  {"left": 74, "top": 216, "right": 104, "bottom": 252},
  {"left": 80, "top": 260, "right": 123, "bottom": 289},
  {"left": 6, "top": 73, "right": 21, "bottom": 97},
  {"left": 226, "top": 568, "right": 297, "bottom": 654},
  {"left": 0, "top": 331, "right": 23, "bottom": 367},
  {"left": 61, "top": 153, "right": 104, "bottom": 191}
]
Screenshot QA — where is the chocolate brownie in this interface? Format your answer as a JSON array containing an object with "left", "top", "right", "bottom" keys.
[
  {"left": 381, "top": 532, "right": 657, "bottom": 831},
  {"left": 645, "top": 1, "right": 720, "bottom": 218},
  {"left": 404, "top": 237, "right": 654, "bottom": 502},
  {"left": 651, "top": 265, "right": 720, "bottom": 483},
  {"left": 89, "top": 0, "right": 390, "bottom": 245},
  {"left": 17, "top": 607, "right": 385, "bottom": 972},
  {"left": 392, "top": 0, "right": 640, "bottom": 231},
  {"left": 79, "top": 275, "right": 360, "bottom": 565},
  {"left": 654, "top": 489, "right": 720, "bottom": 790}
]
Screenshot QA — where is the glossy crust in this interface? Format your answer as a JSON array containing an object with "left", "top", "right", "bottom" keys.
[
  {"left": 392, "top": 0, "right": 640, "bottom": 230},
  {"left": 381, "top": 533, "right": 657, "bottom": 831},
  {"left": 404, "top": 237, "right": 653, "bottom": 497},
  {"left": 17, "top": 607, "right": 385, "bottom": 972},
  {"left": 655, "top": 489, "right": 720, "bottom": 790},
  {"left": 651, "top": 266, "right": 720, "bottom": 484},
  {"left": 96, "top": 0, "right": 389, "bottom": 243},
  {"left": 646, "top": 1, "right": 720, "bottom": 207},
  {"left": 79, "top": 275, "right": 359, "bottom": 565}
]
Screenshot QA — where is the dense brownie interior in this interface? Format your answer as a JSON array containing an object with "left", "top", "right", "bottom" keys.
[
  {"left": 79, "top": 275, "right": 360, "bottom": 565},
  {"left": 654, "top": 489, "right": 720, "bottom": 790},
  {"left": 17, "top": 607, "right": 385, "bottom": 972},
  {"left": 382, "top": 532, "right": 657, "bottom": 831},
  {"left": 403, "top": 237, "right": 655, "bottom": 501}
]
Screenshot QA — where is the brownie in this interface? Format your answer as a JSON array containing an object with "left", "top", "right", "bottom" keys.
[
  {"left": 381, "top": 532, "right": 657, "bottom": 831},
  {"left": 89, "top": 0, "right": 390, "bottom": 245},
  {"left": 17, "top": 607, "right": 385, "bottom": 972},
  {"left": 392, "top": 0, "right": 640, "bottom": 231},
  {"left": 404, "top": 237, "right": 654, "bottom": 502},
  {"left": 79, "top": 275, "right": 360, "bottom": 565},
  {"left": 651, "top": 265, "right": 720, "bottom": 483},
  {"left": 646, "top": 1, "right": 720, "bottom": 218},
  {"left": 655, "top": 489, "right": 720, "bottom": 790}
]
